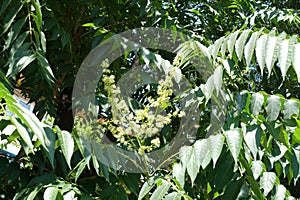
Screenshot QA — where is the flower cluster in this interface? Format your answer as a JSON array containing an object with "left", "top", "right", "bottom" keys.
[{"left": 99, "top": 68, "right": 185, "bottom": 154}]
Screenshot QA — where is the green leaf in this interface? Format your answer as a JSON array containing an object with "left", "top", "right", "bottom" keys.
[
  {"left": 292, "top": 43, "right": 300, "bottom": 82},
  {"left": 224, "top": 128, "right": 243, "bottom": 163},
  {"left": 187, "top": 149, "right": 198, "bottom": 185},
  {"left": 2, "top": 3, "right": 23, "bottom": 35},
  {"left": 4, "top": 17, "right": 27, "bottom": 51},
  {"left": 179, "top": 145, "right": 193, "bottom": 171},
  {"left": 235, "top": 30, "right": 250, "bottom": 61},
  {"left": 227, "top": 30, "right": 239, "bottom": 58},
  {"left": 255, "top": 34, "right": 268, "bottom": 75},
  {"left": 10, "top": 117, "right": 33, "bottom": 153},
  {"left": 244, "top": 31, "right": 260, "bottom": 69},
  {"left": 213, "top": 66, "right": 223, "bottom": 95},
  {"left": 243, "top": 125, "right": 262, "bottom": 158},
  {"left": 75, "top": 159, "right": 87, "bottom": 182},
  {"left": 15, "top": 54, "right": 36, "bottom": 72},
  {"left": 211, "top": 36, "right": 224, "bottom": 60},
  {"left": 266, "top": 95, "right": 282, "bottom": 121},
  {"left": 201, "top": 75, "right": 215, "bottom": 103},
  {"left": 250, "top": 92, "right": 264, "bottom": 116},
  {"left": 43, "top": 187, "right": 58, "bottom": 200},
  {"left": 260, "top": 172, "right": 276, "bottom": 196},
  {"left": 164, "top": 191, "right": 183, "bottom": 200},
  {"left": 56, "top": 126, "right": 74, "bottom": 169},
  {"left": 209, "top": 134, "right": 224, "bottom": 168},
  {"left": 265, "top": 32, "right": 286, "bottom": 76},
  {"left": 194, "top": 139, "right": 212, "bottom": 169},
  {"left": 0, "top": 0, "right": 13, "bottom": 15},
  {"left": 283, "top": 100, "right": 299, "bottom": 119},
  {"left": 172, "top": 163, "right": 185, "bottom": 188},
  {"left": 138, "top": 177, "right": 158, "bottom": 200},
  {"left": 278, "top": 35, "right": 297, "bottom": 80},
  {"left": 43, "top": 127, "right": 55, "bottom": 168},
  {"left": 271, "top": 184, "right": 286, "bottom": 200},
  {"left": 251, "top": 160, "right": 264, "bottom": 180},
  {"left": 31, "top": 0, "right": 42, "bottom": 33},
  {"left": 63, "top": 190, "right": 76, "bottom": 200},
  {"left": 26, "top": 188, "right": 41, "bottom": 200},
  {"left": 291, "top": 147, "right": 300, "bottom": 183},
  {"left": 150, "top": 179, "right": 171, "bottom": 200}
]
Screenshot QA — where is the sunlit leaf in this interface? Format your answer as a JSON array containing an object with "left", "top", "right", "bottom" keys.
[
  {"left": 150, "top": 179, "right": 171, "bottom": 200},
  {"left": 256, "top": 34, "right": 268, "bottom": 75},
  {"left": 173, "top": 163, "right": 185, "bottom": 188},
  {"left": 235, "top": 30, "right": 250, "bottom": 61},
  {"left": 194, "top": 139, "right": 212, "bottom": 169},
  {"left": 251, "top": 160, "right": 264, "bottom": 180},
  {"left": 266, "top": 95, "right": 282, "bottom": 121},
  {"left": 56, "top": 126, "right": 74, "bottom": 169},
  {"left": 209, "top": 134, "right": 224, "bottom": 168},
  {"left": 283, "top": 99, "right": 299, "bottom": 119},
  {"left": 224, "top": 128, "right": 243, "bottom": 163},
  {"left": 272, "top": 184, "right": 286, "bottom": 200},
  {"left": 250, "top": 92, "right": 264, "bottom": 116},
  {"left": 43, "top": 187, "right": 58, "bottom": 200},
  {"left": 260, "top": 172, "right": 276, "bottom": 196}
]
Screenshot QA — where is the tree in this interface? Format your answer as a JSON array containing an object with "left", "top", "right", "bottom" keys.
[{"left": 0, "top": 0, "right": 300, "bottom": 199}]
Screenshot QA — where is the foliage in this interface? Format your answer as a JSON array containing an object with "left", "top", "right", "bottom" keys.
[{"left": 1, "top": 0, "right": 300, "bottom": 199}]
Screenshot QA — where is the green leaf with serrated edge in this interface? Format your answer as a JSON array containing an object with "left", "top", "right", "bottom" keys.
[
  {"left": 256, "top": 34, "right": 268, "bottom": 75},
  {"left": 292, "top": 43, "right": 300, "bottom": 82},
  {"left": 266, "top": 95, "right": 282, "bottom": 121},
  {"left": 194, "top": 139, "right": 212, "bottom": 169},
  {"left": 224, "top": 128, "right": 243, "bottom": 163},
  {"left": 278, "top": 35, "right": 297, "bottom": 80},
  {"left": 179, "top": 145, "right": 192, "bottom": 171},
  {"left": 227, "top": 30, "right": 239, "bottom": 58},
  {"left": 244, "top": 31, "right": 260, "bottom": 70},
  {"left": 209, "top": 134, "right": 224, "bottom": 168},
  {"left": 173, "top": 163, "right": 185, "bottom": 188},
  {"left": 187, "top": 149, "right": 198, "bottom": 185},
  {"left": 250, "top": 92, "right": 264, "bottom": 116},
  {"left": 164, "top": 191, "right": 183, "bottom": 200},
  {"left": 150, "top": 179, "right": 171, "bottom": 200},
  {"left": 235, "top": 30, "right": 251, "bottom": 61},
  {"left": 138, "top": 177, "right": 158, "bottom": 200},
  {"left": 251, "top": 160, "right": 264, "bottom": 180},
  {"left": 272, "top": 184, "right": 286, "bottom": 200},
  {"left": 291, "top": 147, "right": 300, "bottom": 183},
  {"left": 244, "top": 125, "right": 262, "bottom": 158},
  {"left": 283, "top": 100, "right": 299, "bottom": 119},
  {"left": 43, "top": 187, "right": 58, "bottom": 200},
  {"left": 55, "top": 126, "right": 74, "bottom": 169},
  {"left": 260, "top": 172, "right": 276, "bottom": 196},
  {"left": 10, "top": 117, "right": 33, "bottom": 154}
]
